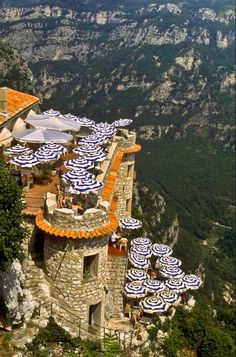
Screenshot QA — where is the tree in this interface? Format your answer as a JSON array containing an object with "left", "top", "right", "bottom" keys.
[{"left": 0, "top": 161, "right": 26, "bottom": 271}]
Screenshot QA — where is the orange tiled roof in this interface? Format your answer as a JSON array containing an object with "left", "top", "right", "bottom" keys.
[
  {"left": 0, "top": 88, "right": 39, "bottom": 125},
  {"left": 35, "top": 144, "right": 141, "bottom": 239}
]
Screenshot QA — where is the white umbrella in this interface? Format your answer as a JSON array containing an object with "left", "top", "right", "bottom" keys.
[
  {"left": 164, "top": 279, "right": 187, "bottom": 293},
  {"left": 120, "top": 218, "right": 142, "bottom": 229},
  {"left": 12, "top": 128, "right": 73, "bottom": 144},
  {"left": 25, "top": 114, "right": 82, "bottom": 132},
  {"left": 142, "top": 280, "right": 165, "bottom": 293},
  {"left": 10, "top": 154, "right": 39, "bottom": 168},
  {"left": 124, "top": 282, "right": 147, "bottom": 299},
  {"left": 156, "top": 256, "right": 182, "bottom": 268},
  {"left": 159, "top": 267, "right": 185, "bottom": 279},
  {"left": 130, "top": 245, "right": 152, "bottom": 258},
  {"left": 73, "top": 144, "right": 104, "bottom": 156},
  {"left": 158, "top": 291, "right": 181, "bottom": 305},
  {"left": 69, "top": 179, "right": 104, "bottom": 194},
  {"left": 61, "top": 169, "right": 94, "bottom": 183},
  {"left": 139, "top": 296, "right": 167, "bottom": 314},
  {"left": 151, "top": 244, "right": 173, "bottom": 257},
  {"left": 4, "top": 144, "right": 32, "bottom": 156},
  {"left": 64, "top": 158, "right": 94, "bottom": 170},
  {"left": 183, "top": 275, "right": 203, "bottom": 290},
  {"left": 42, "top": 109, "right": 61, "bottom": 116},
  {"left": 34, "top": 150, "right": 60, "bottom": 162},
  {"left": 128, "top": 253, "right": 149, "bottom": 269},
  {"left": 80, "top": 134, "right": 106, "bottom": 145},
  {"left": 126, "top": 269, "right": 149, "bottom": 282},
  {"left": 113, "top": 119, "right": 133, "bottom": 127},
  {"left": 131, "top": 237, "right": 152, "bottom": 247},
  {"left": 77, "top": 117, "right": 95, "bottom": 127},
  {"left": 39, "top": 143, "right": 66, "bottom": 154}
]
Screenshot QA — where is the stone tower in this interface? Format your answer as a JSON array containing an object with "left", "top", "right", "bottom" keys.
[{"left": 36, "top": 128, "right": 141, "bottom": 330}]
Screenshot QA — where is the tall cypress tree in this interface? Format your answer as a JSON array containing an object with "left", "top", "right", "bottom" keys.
[{"left": 0, "top": 161, "right": 26, "bottom": 271}]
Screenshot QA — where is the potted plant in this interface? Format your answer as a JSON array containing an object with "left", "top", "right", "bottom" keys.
[{"left": 37, "top": 162, "right": 52, "bottom": 185}]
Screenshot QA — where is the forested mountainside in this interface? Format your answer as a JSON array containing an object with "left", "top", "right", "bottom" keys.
[{"left": 0, "top": 0, "right": 235, "bottom": 354}]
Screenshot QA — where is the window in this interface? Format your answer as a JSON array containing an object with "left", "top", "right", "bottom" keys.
[
  {"left": 127, "top": 164, "right": 133, "bottom": 178},
  {"left": 83, "top": 254, "right": 99, "bottom": 280}
]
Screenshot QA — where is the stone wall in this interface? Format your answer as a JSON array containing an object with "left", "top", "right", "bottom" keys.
[
  {"left": 114, "top": 153, "right": 135, "bottom": 219},
  {"left": 43, "top": 235, "right": 109, "bottom": 326},
  {"left": 105, "top": 254, "right": 127, "bottom": 318},
  {"left": 46, "top": 206, "right": 109, "bottom": 231}
]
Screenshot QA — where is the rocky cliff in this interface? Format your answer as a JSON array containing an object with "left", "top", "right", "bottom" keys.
[
  {"left": 0, "top": 41, "right": 35, "bottom": 93},
  {"left": 0, "top": 1, "right": 234, "bottom": 125}
]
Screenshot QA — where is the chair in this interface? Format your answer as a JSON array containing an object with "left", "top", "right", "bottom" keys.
[{"left": 117, "top": 238, "right": 128, "bottom": 252}]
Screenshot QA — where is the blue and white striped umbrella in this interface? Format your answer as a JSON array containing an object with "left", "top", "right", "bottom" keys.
[
  {"left": 124, "top": 282, "right": 147, "bottom": 299},
  {"left": 69, "top": 179, "right": 104, "bottom": 194},
  {"left": 131, "top": 237, "right": 152, "bottom": 247},
  {"left": 156, "top": 256, "right": 182, "bottom": 268},
  {"left": 143, "top": 280, "right": 165, "bottom": 293},
  {"left": 5, "top": 144, "right": 32, "bottom": 156},
  {"left": 73, "top": 144, "right": 103, "bottom": 156},
  {"left": 126, "top": 269, "right": 148, "bottom": 282},
  {"left": 139, "top": 296, "right": 167, "bottom": 314},
  {"left": 164, "top": 279, "right": 187, "bottom": 293},
  {"left": 158, "top": 291, "right": 181, "bottom": 305},
  {"left": 113, "top": 119, "right": 133, "bottom": 127},
  {"left": 61, "top": 169, "right": 94, "bottom": 182},
  {"left": 64, "top": 158, "right": 94, "bottom": 170},
  {"left": 42, "top": 109, "right": 61, "bottom": 116},
  {"left": 10, "top": 154, "right": 39, "bottom": 167},
  {"left": 80, "top": 134, "right": 106, "bottom": 145},
  {"left": 63, "top": 113, "right": 79, "bottom": 121},
  {"left": 151, "top": 244, "right": 173, "bottom": 257},
  {"left": 159, "top": 267, "right": 185, "bottom": 279},
  {"left": 93, "top": 127, "right": 116, "bottom": 138},
  {"left": 84, "top": 152, "right": 107, "bottom": 162},
  {"left": 77, "top": 117, "right": 95, "bottom": 127},
  {"left": 131, "top": 245, "right": 152, "bottom": 258},
  {"left": 128, "top": 253, "right": 149, "bottom": 269},
  {"left": 34, "top": 149, "right": 59, "bottom": 162},
  {"left": 40, "top": 143, "right": 66, "bottom": 154},
  {"left": 183, "top": 275, "right": 202, "bottom": 290},
  {"left": 92, "top": 122, "right": 113, "bottom": 130},
  {"left": 120, "top": 218, "right": 142, "bottom": 230}
]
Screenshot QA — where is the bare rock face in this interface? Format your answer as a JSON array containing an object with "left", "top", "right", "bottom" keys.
[{"left": 0, "top": 259, "right": 35, "bottom": 329}]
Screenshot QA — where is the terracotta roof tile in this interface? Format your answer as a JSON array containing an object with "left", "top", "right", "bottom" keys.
[{"left": 0, "top": 88, "right": 40, "bottom": 125}]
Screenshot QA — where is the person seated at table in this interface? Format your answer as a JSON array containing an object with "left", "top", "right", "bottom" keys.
[{"left": 110, "top": 231, "right": 120, "bottom": 247}]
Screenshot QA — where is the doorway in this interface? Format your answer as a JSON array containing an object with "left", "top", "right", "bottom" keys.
[{"left": 88, "top": 302, "right": 102, "bottom": 330}]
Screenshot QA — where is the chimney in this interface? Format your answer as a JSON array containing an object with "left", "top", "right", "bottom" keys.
[{"left": 0, "top": 87, "right": 8, "bottom": 113}]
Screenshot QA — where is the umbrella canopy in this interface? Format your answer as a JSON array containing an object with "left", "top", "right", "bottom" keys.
[
  {"left": 128, "top": 253, "right": 149, "bottom": 269},
  {"left": 143, "top": 280, "right": 165, "bottom": 293},
  {"left": 80, "top": 134, "right": 106, "bottom": 145},
  {"left": 124, "top": 282, "right": 147, "bottom": 299},
  {"left": 156, "top": 256, "right": 182, "bottom": 268},
  {"left": 12, "top": 128, "right": 73, "bottom": 144},
  {"left": 93, "top": 127, "right": 116, "bottom": 138},
  {"left": 126, "top": 269, "right": 149, "bottom": 282},
  {"left": 139, "top": 296, "right": 167, "bottom": 314},
  {"left": 113, "top": 119, "right": 133, "bottom": 127},
  {"left": 151, "top": 244, "right": 173, "bottom": 257},
  {"left": 63, "top": 113, "right": 79, "bottom": 121},
  {"left": 73, "top": 144, "right": 104, "bottom": 156},
  {"left": 83, "top": 152, "right": 107, "bottom": 162},
  {"left": 10, "top": 154, "right": 39, "bottom": 168},
  {"left": 64, "top": 158, "right": 94, "bottom": 170},
  {"left": 69, "top": 179, "right": 104, "bottom": 194},
  {"left": 39, "top": 143, "right": 66, "bottom": 154},
  {"left": 61, "top": 169, "right": 94, "bottom": 183},
  {"left": 4, "top": 144, "right": 32, "bottom": 156},
  {"left": 25, "top": 114, "right": 82, "bottom": 132},
  {"left": 34, "top": 149, "right": 60, "bottom": 162},
  {"left": 120, "top": 218, "right": 142, "bottom": 229},
  {"left": 130, "top": 245, "right": 152, "bottom": 258},
  {"left": 131, "top": 237, "right": 152, "bottom": 247},
  {"left": 159, "top": 267, "right": 185, "bottom": 279},
  {"left": 77, "top": 117, "right": 95, "bottom": 127},
  {"left": 164, "top": 279, "right": 187, "bottom": 293},
  {"left": 42, "top": 109, "right": 61, "bottom": 116},
  {"left": 183, "top": 275, "right": 202, "bottom": 290},
  {"left": 158, "top": 291, "right": 181, "bottom": 305}
]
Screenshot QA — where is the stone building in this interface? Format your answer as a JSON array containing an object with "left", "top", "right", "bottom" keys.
[{"left": 34, "top": 127, "right": 141, "bottom": 330}]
